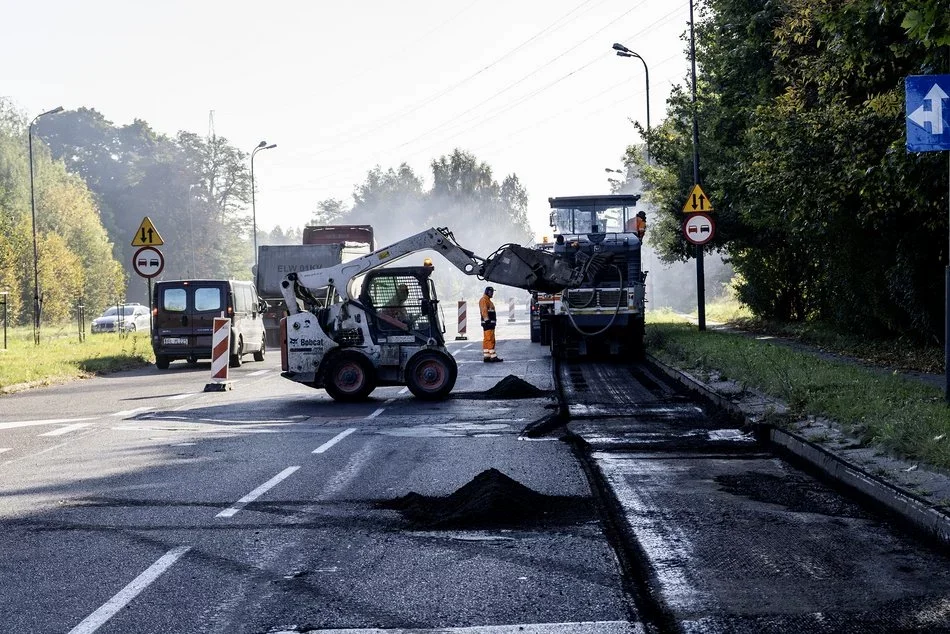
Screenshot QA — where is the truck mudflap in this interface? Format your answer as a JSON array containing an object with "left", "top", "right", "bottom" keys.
[{"left": 482, "top": 244, "right": 582, "bottom": 293}]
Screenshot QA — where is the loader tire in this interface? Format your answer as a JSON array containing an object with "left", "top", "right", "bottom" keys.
[
  {"left": 324, "top": 352, "right": 376, "bottom": 402},
  {"left": 405, "top": 350, "right": 457, "bottom": 401}
]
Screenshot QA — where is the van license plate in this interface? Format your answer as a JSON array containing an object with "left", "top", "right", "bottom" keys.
[{"left": 163, "top": 337, "right": 188, "bottom": 345}]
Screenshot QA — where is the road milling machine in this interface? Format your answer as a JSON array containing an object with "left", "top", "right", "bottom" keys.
[
  {"left": 279, "top": 226, "right": 581, "bottom": 401},
  {"left": 541, "top": 194, "right": 647, "bottom": 359}
]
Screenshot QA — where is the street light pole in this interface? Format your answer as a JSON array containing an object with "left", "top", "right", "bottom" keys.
[
  {"left": 250, "top": 141, "right": 277, "bottom": 269},
  {"left": 29, "top": 106, "right": 64, "bottom": 346},
  {"left": 612, "top": 43, "right": 651, "bottom": 164},
  {"left": 689, "top": 0, "right": 706, "bottom": 331}
]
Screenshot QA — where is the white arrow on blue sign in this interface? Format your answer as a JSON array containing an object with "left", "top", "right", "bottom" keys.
[{"left": 906, "top": 74, "right": 950, "bottom": 152}]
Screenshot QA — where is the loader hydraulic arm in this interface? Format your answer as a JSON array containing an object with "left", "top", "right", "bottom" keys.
[{"left": 280, "top": 226, "right": 583, "bottom": 314}]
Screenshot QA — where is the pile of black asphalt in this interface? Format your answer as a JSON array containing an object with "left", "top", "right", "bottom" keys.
[
  {"left": 377, "top": 468, "right": 590, "bottom": 529},
  {"left": 459, "top": 374, "right": 550, "bottom": 400}
]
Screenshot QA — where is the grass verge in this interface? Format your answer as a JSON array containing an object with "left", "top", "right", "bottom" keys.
[
  {"left": 0, "top": 325, "right": 153, "bottom": 393},
  {"left": 646, "top": 321, "right": 950, "bottom": 471}
]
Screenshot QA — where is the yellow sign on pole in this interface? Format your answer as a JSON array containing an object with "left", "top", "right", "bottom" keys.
[
  {"left": 682, "top": 184, "right": 714, "bottom": 213},
  {"left": 131, "top": 216, "right": 164, "bottom": 246}
]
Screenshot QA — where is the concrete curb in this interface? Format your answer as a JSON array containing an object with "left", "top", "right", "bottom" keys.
[{"left": 645, "top": 354, "right": 950, "bottom": 548}]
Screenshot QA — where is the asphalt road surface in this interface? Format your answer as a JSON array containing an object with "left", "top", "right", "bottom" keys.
[
  {"left": 3, "top": 313, "right": 950, "bottom": 634},
  {"left": 0, "top": 319, "right": 639, "bottom": 634}
]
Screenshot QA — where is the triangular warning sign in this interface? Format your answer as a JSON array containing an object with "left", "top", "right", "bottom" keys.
[
  {"left": 131, "top": 216, "right": 164, "bottom": 246},
  {"left": 682, "top": 184, "right": 714, "bottom": 213}
]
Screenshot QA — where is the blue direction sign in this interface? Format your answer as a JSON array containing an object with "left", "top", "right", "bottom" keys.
[{"left": 906, "top": 74, "right": 950, "bottom": 152}]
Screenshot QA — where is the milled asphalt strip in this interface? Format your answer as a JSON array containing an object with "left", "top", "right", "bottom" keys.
[
  {"left": 269, "top": 622, "right": 642, "bottom": 633},
  {"left": 66, "top": 545, "right": 191, "bottom": 634},
  {"left": 313, "top": 428, "right": 358, "bottom": 454},
  {"left": 216, "top": 466, "right": 301, "bottom": 518}
]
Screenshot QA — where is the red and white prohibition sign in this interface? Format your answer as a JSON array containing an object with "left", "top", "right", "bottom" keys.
[{"left": 683, "top": 213, "right": 715, "bottom": 246}]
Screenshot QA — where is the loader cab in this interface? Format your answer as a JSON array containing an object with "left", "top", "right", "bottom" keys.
[{"left": 359, "top": 266, "right": 444, "bottom": 345}]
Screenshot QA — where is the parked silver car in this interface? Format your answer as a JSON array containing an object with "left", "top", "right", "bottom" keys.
[{"left": 90, "top": 304, "right": 151, "bottom": 334}]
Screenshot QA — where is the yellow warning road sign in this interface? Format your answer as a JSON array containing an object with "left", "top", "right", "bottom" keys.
[
  {"left": 131, "top": 216, "right": 164, "bottom": 246},
  {"left": 682, "top": 184, "right": 714, "bottom": 213}
]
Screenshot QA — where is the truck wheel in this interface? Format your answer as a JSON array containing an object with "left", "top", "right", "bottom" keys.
[
  {"left": 229, "top": 336, "right": 243, "bottom": 368},
  {"left": 156, "top": 356, "right": 170, "bottom": 370},
  {"left": 324, "top": 352, "right": 376, "bottom": 401},
  {"left": 406, "top": 350, "right": 457, "bottom": 400},
  {"left": 254, "top": 337, "right": 266, "bottom": 362}
]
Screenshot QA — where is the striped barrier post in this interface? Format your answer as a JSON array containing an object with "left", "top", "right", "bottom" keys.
[
  {"left": 204, "top": 317, "right": 233, "bottom": 391},
  {"left": 508, "top": 297, "right": 516, "bottom": 323},
  {"left": 455, "top": 300, "right": 467, "bottom": 340}
]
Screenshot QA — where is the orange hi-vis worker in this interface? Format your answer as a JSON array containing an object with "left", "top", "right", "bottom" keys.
[
  {"left": 479, "top": 286, "right": 502, "bottom": 362},
  {"left": 634, "top": 210, "right": 647, "bottom": 240}
]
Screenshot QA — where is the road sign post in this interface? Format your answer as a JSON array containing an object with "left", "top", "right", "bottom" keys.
[
  {"left": 683, "top": 185, "right": 715, "bottom": 329},
  {"left": 131, "top": 218, "right": 166, "bottom": 336},
  {"left": 906, "top": 74, "right": 950, "bottom": 401}
]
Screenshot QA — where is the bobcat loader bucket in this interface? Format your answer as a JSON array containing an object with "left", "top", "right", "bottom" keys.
[{"left": 482, "top": 244, "right": 582, "bottom": 293}]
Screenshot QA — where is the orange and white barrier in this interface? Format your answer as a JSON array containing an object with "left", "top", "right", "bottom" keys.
[
  {"left": 205, "top": 317, "right": 232, "bottom": 391},
  {"left": 508, "top": 297, "right": 516, "bottom": 322},
  {"left": 456, "top": 300, "right": 467, "bottom": 340}
]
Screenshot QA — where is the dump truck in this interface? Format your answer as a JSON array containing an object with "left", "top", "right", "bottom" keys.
[{"left": 255, "top": 225, "right": 374, "bottom": 348}]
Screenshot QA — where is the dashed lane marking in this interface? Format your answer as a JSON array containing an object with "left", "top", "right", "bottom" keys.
[
  {"left": 367, "top": 408, "right": 385, "bottom": 419},
  {"left": 216, "top": 466, "right": 300, "bottom": 518},
  {"left": 112, "top": 407, "right": 153, "bottom": 417},
  {"left": 313, "top": 428, "right": 357, "bottom": 454},
  {"left": 40, "top": 423, "right": 92, "bottom": 437},
  {"left": 399, "top": 387, "right": 409, "bottom": 395},
  {"left": 67, "top": 545, "right": 191, "bottom": 634},
  {"left": 166, "top": 393, "right": 196, "bottom": 401},
  {"left": 246, "top": 369, "right": 269, "bottom": 377},
  {"left": 0, "top": 417, "right": 95, "bottom": 431}
]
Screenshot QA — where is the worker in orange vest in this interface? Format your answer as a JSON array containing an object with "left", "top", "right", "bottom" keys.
[
  {"left": 479, "top": 286, "right": 502, "bottom": 362},
  {"left": 634, "top": 210, "right": 647, "bottom": 240}
]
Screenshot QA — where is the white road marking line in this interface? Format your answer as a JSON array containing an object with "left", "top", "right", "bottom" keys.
[
  {"left": 451, "top": 348, "right": 464, "bottom": 357},
  {"left": 67, "top": 545, "right": 191, "bottom": 634},
  {"left": 246, "top": 369, "right": 269, "bottom": 376},
  {"left": 399, "top": 387, "right": 409, "bottom": 395},
  {"left": 40, "top": 423, "right": 92, "bottom": 437},
  {"left": 463, "top": 343, "right": 474, "bottom": 349},
  {"left": 0, "top": 417, "right": 95, "bottom": 431},
  {"left": 216, "top": 466, "right": 300, "bottom": 518},
  {"left": 383, "top": 398, "right": 395, "bottom": 404},
  {"left": 2, "top": 442, "right": 69, "bottom": 465},
  {"left": 112, "top": 407, "right": 153, "bottom": 417},
  {"left": 366, "top": 408, "right": 385, "bottom": 420},
  {"left": 166, "top": 393, "right": 196, "bottom": 401},
  {"left": 0, "top": 448, "right": 11, "bottom": 454},
  {"left": 313, "top": 428, "right": 357, "bottom": 454}
]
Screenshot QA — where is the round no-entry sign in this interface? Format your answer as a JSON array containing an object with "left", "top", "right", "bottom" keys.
[
  {"left": 683, "top": 213, "right": 715, "bottom": 245},
  {"left": 132, "top": 246, "right": 164, "bottom": 278}
]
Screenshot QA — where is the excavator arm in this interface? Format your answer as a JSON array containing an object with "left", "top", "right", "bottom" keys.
[{"left": 280, "top": 226, "right": 581, "bottom": 314}]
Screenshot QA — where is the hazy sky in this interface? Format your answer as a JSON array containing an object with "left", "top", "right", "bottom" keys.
[{"left": 4, "top": 0, "right": 693, "bottom": 240}]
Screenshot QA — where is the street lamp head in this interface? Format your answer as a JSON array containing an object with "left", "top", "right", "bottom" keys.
[
  {"left": 612, "top": 42, "right": 630, "bottom": 53},
  {"left": 47, "top": 106, "right": 64, "bottom": 115},
  {"left": 616, "top": 50, "right": 635, "bottom": 58},
  {"left": 264, "top": 143, "right": 277, "bottom": 150},
  {"left": 256, "top": 140, "right": 268, "bottom": 149}
]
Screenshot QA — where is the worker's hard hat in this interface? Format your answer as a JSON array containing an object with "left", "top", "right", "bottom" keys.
[{"left": 485, "top": 286, "right": 494, "bottom": 293}]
